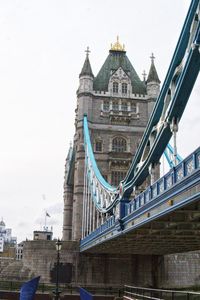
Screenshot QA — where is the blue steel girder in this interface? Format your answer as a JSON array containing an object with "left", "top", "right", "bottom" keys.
[
  {"left": 83, "top": 116, "right": 119, "bottom": 213},
  {"left": 164, "top": 143, "right": 183, "bottom": 168},
  {"left": 122, "top": 0, "right": 200, "bottom": 197},
  {"left": 123, "top": 39, "right": 200, "bottom": 194},
  {"left": 80, "top": 147, "right": 200, "bottom": 254}
]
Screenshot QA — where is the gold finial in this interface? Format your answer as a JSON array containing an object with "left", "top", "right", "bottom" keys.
[{"left": 110, "top": 36, "right": 125, "bottom": 51}]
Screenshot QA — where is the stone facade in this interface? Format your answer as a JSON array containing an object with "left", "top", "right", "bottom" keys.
[
  {"left": 63, "top": 40, "right": 160, "bottom": 242},
  {"left": 0, "top": 43, "right": 200, "bottom": 290},
  {"left": 1, "top": 241, "right": 200, "bottom": 290},
  {"left": 158, "top": 251, "right": 200, "bottom": 288},
  {"left": 1, "top": 240, "right": 154, "bottom": 287},
  {"left": 22, "top": 240, "right": 78, "bottom": 283},
  {"left": 0, "top": 257, "right": 32, "bottom": 281}
]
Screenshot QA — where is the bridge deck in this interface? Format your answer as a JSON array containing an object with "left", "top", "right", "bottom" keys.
[
  {"left": 84, "top": 200, "right": 200, "bottom": 255},
  {"left": 80, "top": 148, "right": 200, "bottom": 254}
]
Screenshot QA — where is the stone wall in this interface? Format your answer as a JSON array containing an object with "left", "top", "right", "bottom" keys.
[
  {"left": 76, "top": 253, "right": 154, "bottom": 287},
  {"left": 22, "top": 242, "right": 200, "bottom": 289},
  {"left": 1, "top": 240, "right": 200, "bottom": 289},
  {"left": 0, "top": 257, "right": 14, "bottom": 273},
  {"left": 0, "top": 245, "right": 15, "bottom": 258},
  {"left": 0, "top": 257, "right": 33, "bottom": 281},
  {"left": 158, "top": 250, "right": 200, "bottom": 288},
  {"left": 3, "top": 240, "right": 154, "bottom": 287},
  {"left": 22, "top": 240, "right": 79, "bottom": 283}
]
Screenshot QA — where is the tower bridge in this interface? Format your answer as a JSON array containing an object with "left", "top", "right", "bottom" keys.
[
  {"left": 0, "top": 1, "right": 200, "bottom": 290},
  {"left": 61, "top": 0, "right": 200, "bottom": 289},
  {"left": 63, "top": 0, "right": 200, "bottom": 247}
]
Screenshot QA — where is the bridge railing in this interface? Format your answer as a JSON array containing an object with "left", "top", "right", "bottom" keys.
[
  {"left": 80, "top": 215, "right": 116, "bottom": 246},
  {"left": 80, "top": 146, "right": 200, "bottom": 248},
  {"left": 126, "top": 146, "right": 200, "bottom": 216},
  {"left": 124, "top": 285, "right": 200, "bottom": 300}
]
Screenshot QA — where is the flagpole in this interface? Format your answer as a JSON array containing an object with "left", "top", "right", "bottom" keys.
[{"left": 45, "top": 211, "right": 47, "bottom": 231}]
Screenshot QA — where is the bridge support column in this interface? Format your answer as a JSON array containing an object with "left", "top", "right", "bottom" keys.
[
  {"left": 119, "top": 198, "right": 130, "bottom": 219},
  {"left": 151, "top": 255, "right": 163, "bottom": 288},
  {"left": 63, "top": 185, "right": 73, "bottom": 241},
  {"left": 77, "top": 253, "right": 156, "bottom": 287},
  {"left": 72, "top": 144, "right": 85, "bottom": 241}
]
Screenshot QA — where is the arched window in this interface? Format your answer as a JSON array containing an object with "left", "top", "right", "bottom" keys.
[
  {"left": 113, "top": 82, "right": 118, "bottom": 93},
  {"left": 122, "top": 83, "right": 127, "bottom": 94},
  {"left": 112, "top": 137, "right": 127, "bottom": 152},
  {"left": 95, "top": 140, "right": 102, "bottom": 152}
]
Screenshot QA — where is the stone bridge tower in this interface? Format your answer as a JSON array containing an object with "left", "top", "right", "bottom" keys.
[{"left": 63, "top": 38, "right": 160, "bottom": 241}]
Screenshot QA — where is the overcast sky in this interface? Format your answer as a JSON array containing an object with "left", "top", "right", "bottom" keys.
[{"left": 0, "top": 0, "right": 199, "bottom": 243}]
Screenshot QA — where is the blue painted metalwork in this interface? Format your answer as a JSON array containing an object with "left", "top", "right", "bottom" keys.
[
  {"left": 126, "top": 147, "right": 200, "bottom": 215},
  {"left": 163, "top": 143, "right": 183, "bottom": 168},
  {"left": 84, "top": 116, "right": 115, "bottom": 192},
  {"left": 84, "top": 118, "right": 183, "bottom": 213},
  {"left": 122, "top": 0, "right": 200, "bottom": 196},
  {"left": 80, "top": 147, "right": 200, "bottom": 251},
  {"left": 83, "top": 115, "right": 119, "bottom": 212},
  {"left": 82, "top": 0, "right": 199, "bottom": 215}
]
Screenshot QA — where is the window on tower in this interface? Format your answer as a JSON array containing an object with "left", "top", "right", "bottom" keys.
[
  {"left": 95, "top": 140, "right": 102, "bottom": 152},
  {"left": 131, "top": 103, "right": 137, "bottom": 113},
  {"left": 112, "top": 101, "right": 119, "bottom": 111},
  {"left": 111, "top": 171, "right": 126, "bottom": 186},
  {"left": 122, "top": 83, "right": 127, "bottom": 94},
  {"left": 103, "top": 101, "right": 110, "bottom": 111},
  {"left": 112, "top": 137, "right": 127, "bottom": 152},
  {"left": 121, "top": 101, "right": 128, "bottom": 111},
  {"left": 113, "top": 82, "right": 119, "bottom": 93}
]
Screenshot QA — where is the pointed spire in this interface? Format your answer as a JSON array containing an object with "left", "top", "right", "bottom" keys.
[
  {"left": 142, "top": 70, "right": 147, "bottom": 82},
  {"left": 79, "top": 47, "right": 94, "bottom": 78},
  {"left": 66, "top": 142, "right": 73, "bottom": 160},
  {"left": 0, "top": 217, "right": 5, "bottom": 226},
  {"left": 147, "top": 53, "right": 160, "bottom": 83}
]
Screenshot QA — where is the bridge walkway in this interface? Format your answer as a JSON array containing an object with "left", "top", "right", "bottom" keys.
[{"left": 80, "top": 148, "right": 200, "bottom": 254}]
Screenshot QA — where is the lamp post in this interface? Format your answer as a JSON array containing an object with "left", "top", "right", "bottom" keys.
[{"left": 54, "top": 238, "right": 62, "bottom": 300}]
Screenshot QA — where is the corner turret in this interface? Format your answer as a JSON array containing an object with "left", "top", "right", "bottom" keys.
[
  {"left": 146, "top": 53, "right": 161, "bottom": 116},
  {"left": 147, "top": 53, "right": 160, "bottom": 96},
  {"left": 78, "top": 47, "right": 94, "bottom": 94},
  {"left": 0, "top": 218, "right": 5, "bottom": 231}
]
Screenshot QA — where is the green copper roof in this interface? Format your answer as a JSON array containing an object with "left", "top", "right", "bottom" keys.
[
  {"left": 79, "top": 55, "right": 94, "bottom": 78},
  {"left": 147, "top": 61, "right": 160, "bottom": 83},
  {"left": 93, "top": 50, "right": 146, "bottom": 94}
]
